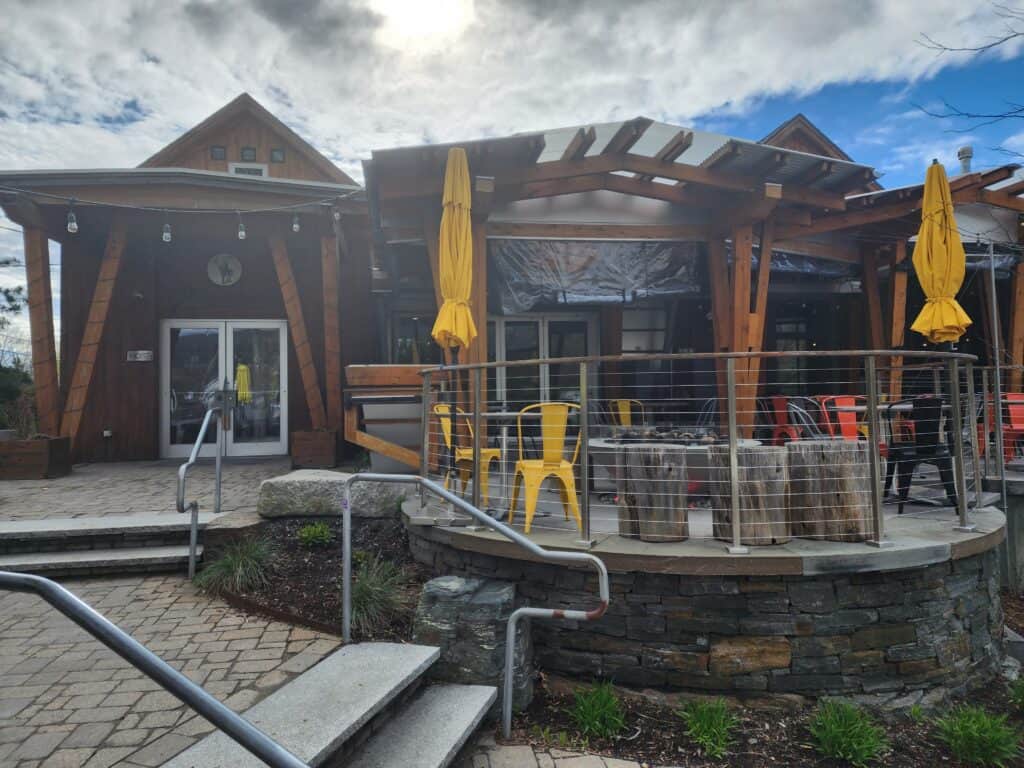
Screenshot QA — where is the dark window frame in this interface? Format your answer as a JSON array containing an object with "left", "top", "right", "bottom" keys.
[
  {"left": 240, "top": 146, "right": 258, "bottom": 162},
  {"left": 210, "top": 145, "right": 227, "bottom": 161},
  {"left": 270, "top": 147, "right": 285, "bottom": 163}
]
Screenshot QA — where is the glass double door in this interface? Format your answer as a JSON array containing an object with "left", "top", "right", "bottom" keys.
[{"left": 161, "top": 320, "right": 288, "bottom": 458}]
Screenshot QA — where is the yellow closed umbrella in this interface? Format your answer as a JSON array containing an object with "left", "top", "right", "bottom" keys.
[
  {"left": 910, "top": 160, "right": 972, "bottom": 343},
  {"left": 431, "top": 147, "right": 477, "bottom": 352}
]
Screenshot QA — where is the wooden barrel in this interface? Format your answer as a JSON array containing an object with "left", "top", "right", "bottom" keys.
[
  {"left": 787, "top": 439, "right": 872, "bottom": 542},
  {"left": 615, "top": 443, "right": 689, "bottom": 542},
  {"left": 709, "top": 444, "right": 790, "bottom": 546}
]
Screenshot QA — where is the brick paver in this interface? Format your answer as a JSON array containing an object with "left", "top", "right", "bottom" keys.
[
  {"left": 458, "top": 733, "right": 646, "bottom": 768},
  {"left": 0, "top": 574, "right": 340, "bottom": 767},
  {"left": 0, "top": 459, "right": 291, "bottom": 522}
]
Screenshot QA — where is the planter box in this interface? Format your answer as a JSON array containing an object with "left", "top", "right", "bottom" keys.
[
  {"left": 0, "top": 437, "right": 71, "bottom": 480},
  {"left": 292, "top": 430, "right": 337, "bottom": 469}
]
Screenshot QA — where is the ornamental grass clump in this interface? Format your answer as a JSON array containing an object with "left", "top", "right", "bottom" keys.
[
  {"left": 568, "top": 681, "right": 626, "bottom": 740},
  {"left": 935, "top": 705, "right": 1020, "bottom": 767},
  {"left": 297, "top": 521, "right": 332, "bottom": 548},
  {"left": 1009, "top": 679, "right": 1024, "bottom": 713},
  {"left": 349, "top": 553, "right": 406, "bottom": 636},
  {"left": 809, "top": 701, "right": 888, "bottom": 767},
  {"left": 194, "top": 537, "right": 274, "bottom": 595},
  {"left": 678, "top": 698, "right": 738, "bottom": 759}
]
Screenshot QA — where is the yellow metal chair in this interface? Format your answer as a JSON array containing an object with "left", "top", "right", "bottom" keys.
[
  {"left": 609, "top": 398, "right": 646, "bottom": 428},
  {"left": 508, "top": 402, "right": 582, "bottom": 533},
  {"left": 433, "top": 404, "right": 501, "bottom": 504}
]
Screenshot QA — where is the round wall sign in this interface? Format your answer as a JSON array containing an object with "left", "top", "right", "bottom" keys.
[{"left": 207, "top": 253, "right": 242, "bottom": 286}]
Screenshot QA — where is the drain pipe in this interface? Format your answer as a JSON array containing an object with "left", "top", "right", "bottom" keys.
[{"left": 341, "top": 473, "right": 610, "bottom": 739}]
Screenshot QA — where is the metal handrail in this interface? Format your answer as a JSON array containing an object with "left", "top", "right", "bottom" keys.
[
  {"left": 342, "top": 473, "right": 610, "bottom": 739},
  {"left": 177, "top": 406, "right": 222, "bottom": 579},
  {"left": 0, "top": 570, "right": 308, "bottom": 768}
]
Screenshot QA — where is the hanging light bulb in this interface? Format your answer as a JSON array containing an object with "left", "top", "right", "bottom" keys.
[
  {"left": 237, "top": 213, "right": 246, "bottom": 241},
  {"left": 162, "top": 222, "right": 172, "bottom": 243},
  {"left": 292, "top": 214, "right": 301, "bottom": 233},
  {"left": 66, "top": 201, "right": 78, "bottom": 234},
  {"left": 332, "top": 207, "right": 341, "bottom": 222}
]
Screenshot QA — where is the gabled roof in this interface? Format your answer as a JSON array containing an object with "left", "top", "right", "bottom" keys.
[
  {"left": 139, "top": 93, "right": 356, "bottom": 185},
  {"left": 760, "top": 113, "right": 853, "bottom": 162}
]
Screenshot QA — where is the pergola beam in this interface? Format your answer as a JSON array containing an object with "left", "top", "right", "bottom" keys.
[
  {"left": 701, "top": 140, "right": 742, "bottom": 170},
  {"left": 635, "top": 130, "right": 693, "bottom": 182},
  {"left": 22, "top": 227, "right": 60, "bottom": 436},
  {"left": 601, "top": 118, "right": 653, "bottom": 155},
  {"left": 560, "top": 127, "right": 596, "bottom": 162}
]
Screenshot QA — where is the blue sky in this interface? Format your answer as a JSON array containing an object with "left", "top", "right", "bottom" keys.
[{"left": 1, "top": 0, "right": 1023, "bottom": 356}]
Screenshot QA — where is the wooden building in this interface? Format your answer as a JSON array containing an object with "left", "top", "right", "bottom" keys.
[{"left": 0, "top": 94, "right": 374, "bottom": 462}]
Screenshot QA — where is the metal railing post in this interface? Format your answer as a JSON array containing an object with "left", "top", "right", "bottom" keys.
[
  {"left": 471, "top": 367, "right": 483, "bottom": 514},
  {"left": 215, "top": 420, "right": 223, "bottom": 516},
  {"left": 578, "top": 361, "right": 592, "bottom": 546},
  {"left": 949, "top": 359, "right": 973, "bottom": 531},
  {"left": 982, "top": 367, "right": 992, "bottom": 476},
  {"left": 965, "top": 362, "right": 983, "bottom": 509},
  {"left": 725, "top": 358, "right": 747, "bottom": 554},
  {"left": 420, "top": 371, "right": 431, "bottom": 511},
  {"left": 865, "top": 355, "right": 888, "bottom": 547}
]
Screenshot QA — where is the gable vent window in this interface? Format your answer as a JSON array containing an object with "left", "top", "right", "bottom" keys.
[
  {"left": 229, "top": 162, "right": 268, "bottom": 177},
  {"left": 240, "top": 146, "right": 258, "bottom": 162},
  {"left": 210, "top": 145, "right": 227, "bottom": 161},
  {"left": 270, "top": 147, "right": 285, "bottom": 163}
]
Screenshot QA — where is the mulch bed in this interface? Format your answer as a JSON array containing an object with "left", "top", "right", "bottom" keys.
[
  {"left": 507, "top": 677, "right": 1024, "bottom": 767},
  {"left": 223, "top": 518, "right": 428, "bottom": 642},
  {"left": 1004, "top": 589, "right": 1024, "bottom": 636}
]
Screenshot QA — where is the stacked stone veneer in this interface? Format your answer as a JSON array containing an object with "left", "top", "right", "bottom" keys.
[{"left": 408, "top": 527, "right": 1003, "bottom": 708}]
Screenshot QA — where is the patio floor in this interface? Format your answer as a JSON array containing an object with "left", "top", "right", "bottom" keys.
[{"left": 0, "top": 459, "right": 291, "bottom": 523}]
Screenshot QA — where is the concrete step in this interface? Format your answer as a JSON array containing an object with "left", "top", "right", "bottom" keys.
[
  {"left": 0, "top": 545, "right": 201, "bottom": 576},
  {"left": 347, "top": 683, "right": 497, "bottom": 768},
  {"left": 164, "top": 642, "right": 441, "bottom": 768},
  {"left": 0, "top": 513, "right": 215, "bottom": 555}
]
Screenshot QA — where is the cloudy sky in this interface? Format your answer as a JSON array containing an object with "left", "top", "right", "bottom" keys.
[{"left": 1, "top": 0, "right": 1023, "bottom": 354}]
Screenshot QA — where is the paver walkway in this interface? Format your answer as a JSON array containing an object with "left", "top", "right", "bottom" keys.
[
  {"left": 458, "top": 734, "right": 646, "bottom": 768},
  {"left": 0, "top": 459, "right": 290, "bottom": 522},
  {"left": 0, "top": 574, "right": 340, "bottom": 767}
]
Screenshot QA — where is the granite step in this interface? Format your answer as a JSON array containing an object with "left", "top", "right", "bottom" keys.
[
  {"left": 0, "top": 544, "right": 201, "bottom": 576},
  {"left": 163, "top": 643, "right": 441, "bottom": 768},
  {"left": 0, "top": 513, "right": 215, "bottom": 555},
  {"left": 347, "top": 683, "right": 497, "bottom": 768}
]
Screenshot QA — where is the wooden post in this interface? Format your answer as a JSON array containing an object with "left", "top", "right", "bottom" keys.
[
  {"left": 731, "top": 225, "right": 755, "bottom": 438},
  {"left": 1010, "top": 263, "right": 1024, "bottom": 393},
  {"left": 61, "top": 220, "right": 126, "bottom": 448},
  {"left": 745, "top": 218, "right": 774, "bottom": 394},
  {"left": 707, "top": 239, "right": 731, "bottom": 411},
  {"left": 862, "top": 246, "right": 884, "bottom": 349},
  {"left": 269, "top": 235, "right": 327, "bottom": 430},
  {"left": 22, "top": 228, "right": 60, "bottom": 436},
  {"left": 322, "top": 235, "right": 343, "bottom": 431},
  {"left": 888, "top": 241, "right": 908, "bottom": 400},
  {"left": 469, "top": 218, "right": 488, "bottom": 367},
  {"left": 599, "top": 305, "right": 623, "bottom": 400}
]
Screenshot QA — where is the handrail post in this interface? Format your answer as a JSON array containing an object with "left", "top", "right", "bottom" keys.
[
  {"left": 578, "top": 361, "right": 592, "bottom": 546},
  {"left": 342, "top": 479, "right": 352, "bottom": 644},
  {"left": 982, "top": 367, "right": 992, "bottom": 476},
  {"left": 725, "top": 358, "right": 747, "bottom": 554},
  {"left": 865, "top": 354, "right": 888, "bottom": 547},
  {"left": 420, "top": 371, "right": 431, "bottom": 511},
  {"left": 471, "top": 367, "right": 483, "bottom": 516},
  {"left": 949, "top": 359, "right": 973, "bottom": 531},
  {"left": 965, "top": 362, "right": 983, "bottom": 510}
]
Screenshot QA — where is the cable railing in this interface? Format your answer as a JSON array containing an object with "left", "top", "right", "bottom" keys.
[
  {"left": 416, "top": 349, "right": 987, "bottom": 551},
  {"left": 341, "top": 473, "right": 609, "bottom": 738},
  {"left": 0, "top": 570, "right": 309, "bottom": 768}
]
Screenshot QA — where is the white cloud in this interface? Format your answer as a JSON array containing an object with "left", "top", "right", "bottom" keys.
[{"left": 0, "top": 0, "right": 1019, "bottom": 182}]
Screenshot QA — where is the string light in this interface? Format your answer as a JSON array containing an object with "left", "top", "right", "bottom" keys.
[
  {"left": 237, "top": 213, "right": 246, "bottom": 241},
  {"left": 66, "top": 201, "right": 78, "bottom": 234},
  {"left": 292, "top": 214, "right": 301, "bottom": 233},
  {"left": 162, "top": 222, "right": 172, "bottom": 244}
]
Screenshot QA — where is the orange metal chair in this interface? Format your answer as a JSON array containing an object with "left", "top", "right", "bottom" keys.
[
  {"left": 816, "top": 395, "right": 864, "bottom": 441},
  {"left": 1002, "top": 393, "right": 1024, "bottom": 461},
  {"left": 609, "top": 399, "right": 646, "bottom": 428},
  {"left": 769, "top": 396, "right": 800, "bottom": 445},
  {"left": 433, "top": 404, "right": 501, "bottom": 504},
  {"left": 508, "top": 402, "right": 582, "bottom": 533}
]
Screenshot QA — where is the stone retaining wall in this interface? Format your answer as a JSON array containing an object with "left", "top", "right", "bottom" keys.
[{"left": 407, "top": 526, "right": 1003, "bottom": 709}]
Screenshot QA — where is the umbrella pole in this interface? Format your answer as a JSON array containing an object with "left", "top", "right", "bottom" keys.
[{"left": 448, "top": 348, "right": 459, "bottom": 498}]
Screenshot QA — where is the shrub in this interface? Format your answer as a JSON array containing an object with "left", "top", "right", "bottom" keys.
[
  {"left": 297, "top": 521, "right": 332, "bottom": 548},
  {"left": 908, "top": 703, "right": 926, "bottom": 724},
  {"left": 678, "top": 698, "right": 738, "bottom": 759},
  {"left": 1009, "top": 679, "right": 1024, "bottom": 713},
  {"left": 195, "top": 538, "right": 273, "bottom": 594},
  {"left": 568, "top": 681, "right": 626, "bottom": 740},
  {"left": 809, "top": 701, "right": 888, "bottom": 767},
  {"left": 350, "top": 554, "right": 405, "bottom": 636},
  {"left": 935, "top": 705, "right": 1020, "bottom": 767}
]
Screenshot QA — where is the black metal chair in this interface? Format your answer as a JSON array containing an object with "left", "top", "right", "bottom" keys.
[
  {"left": 786, "top": 399, "right": 830, "bottom": 439},
  {"left": 883, "top": 396, "right": 958, "bottom": 515}
]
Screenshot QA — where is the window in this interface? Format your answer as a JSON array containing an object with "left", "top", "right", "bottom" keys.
[
  {"left": 391, "top": 313, "right": 441, "bottom": 365},
  {"left": 773, "top": 318, "right": 809, "bottom": 392},
  {"left": 270, "top": 147, "right": 285, "bottom": 163},
  {"left": 210, "top": 145, "right": 226, "bottom": 161},
  {"left": 240, "top": 146, "right": 258, "bottom": 162},
  {"left": 228, "top": 162, "right": 268, "bottom": 177}
]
